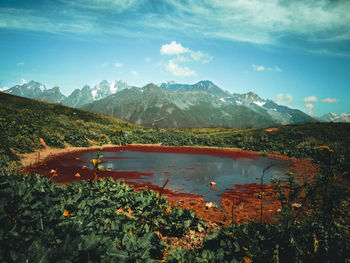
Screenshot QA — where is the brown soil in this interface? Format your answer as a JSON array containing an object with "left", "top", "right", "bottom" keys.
[
  {"left": 20, "top": 144, "right": 119, "bottom": 167},
  {"left": 22, "top": 144, "right": 318, "bottom": 227},
  {"left": 265, "top": 127, "right": 279, "bottom": 132}
]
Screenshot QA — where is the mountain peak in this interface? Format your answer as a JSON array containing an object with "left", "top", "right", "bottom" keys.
[
  {"left": 319, "top": 112, "right": 350, "bottom": 123},
  {"left": 4, "top": 80, "right": 46, "bottom": 98},
  {"left": 159, "top": 80, "right": 227, "bottom": 97},
  {"left": 196, "top": 80, "right": 215, "bottom": 86},
  {"left": 143, "top": 83, "right": 159, "bottom": 89}
]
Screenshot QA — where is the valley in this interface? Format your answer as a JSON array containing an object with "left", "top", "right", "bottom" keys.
[{"left": 0, "top": 92, "right": 349, "bottom": 261}]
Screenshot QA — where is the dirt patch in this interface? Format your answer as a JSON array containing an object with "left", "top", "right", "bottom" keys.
[
  {"left": 265, "top": 127, "right": 279, "bottom": 132},
  {"left": 23, "top": 144, "right": 318, "bottom": 226}
]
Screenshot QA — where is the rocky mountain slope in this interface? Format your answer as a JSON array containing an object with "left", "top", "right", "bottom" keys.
[
  {"left": 318, "top": 112, "right": 350, "bottom": 123},
  {"left": 82, "top": 81, "right": 315, "bottom": 128},
  {"left": 4, "top": 79, "right": 316, "bottom": 128}
]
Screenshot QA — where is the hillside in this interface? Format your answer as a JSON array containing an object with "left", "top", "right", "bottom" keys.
[
  {"left": 1, "top": 92, "right": 350, "bottom": 261},
  {"left": 1, "top": 92, "right": 349, "bottom": 171},
  {"left": 0, "top": 92, "right": 137, "bottom": 161}
]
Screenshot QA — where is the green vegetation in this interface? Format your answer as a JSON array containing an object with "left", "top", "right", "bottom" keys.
[
  {"left": 1, "top": 93, "right": 350, "bottom": 171},
  {"left": 166, "top": 166, "right": 350, "bottom": 262},
  {"left": 0, "top": 93, "right": 135, "bottom": 160},
  {"left": 0, "top": 171, "right": 205, "bottom": 262},
  {"left": 1, "top": 92, "right": 350, "bottom": 261}
]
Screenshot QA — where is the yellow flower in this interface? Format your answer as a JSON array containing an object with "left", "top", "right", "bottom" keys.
[
  {"left": 63, "top": 210, "right": 69, "bottom": 217},
  {"left": 91, "top": 159, "right": 99, "bottom": 165},
  {"left": 315, "top": 146, "right": 334, "bottom": 152},
  {"left": 128, "top": 230, "right": 133, "bottom": 235},
  {"left": 313, "top": 233, "right": 319, "bottom": 253}
]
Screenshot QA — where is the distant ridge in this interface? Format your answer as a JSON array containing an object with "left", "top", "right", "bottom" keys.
[{"left": 4, "top": 79, "right": 316, "bottom": 128}]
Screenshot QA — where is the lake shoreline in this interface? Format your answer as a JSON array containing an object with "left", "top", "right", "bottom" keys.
[{"left": 22, "top": 144, "right": 318, "bottom": 225}]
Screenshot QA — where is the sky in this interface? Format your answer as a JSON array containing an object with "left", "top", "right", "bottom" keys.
[{"left": 0, "top": 0, "right": 350, "bottom": 116}]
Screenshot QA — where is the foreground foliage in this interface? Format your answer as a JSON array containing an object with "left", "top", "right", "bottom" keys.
[
  {"left": 0, "top": 169, "right": 205, "bottom": 262},
  {"left": 166, "top": 169, "right": 350, "bottom": 262}
]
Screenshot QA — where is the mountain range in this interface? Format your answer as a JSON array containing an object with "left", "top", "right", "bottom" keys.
[
  {"left": 318, "top": 112, "right": 350, "bottom": 123},
  {"left": 3, "top": 79, "right": 346, "bottom": 128}
]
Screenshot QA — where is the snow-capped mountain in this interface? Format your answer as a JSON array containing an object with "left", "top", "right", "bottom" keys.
[
  {"left": 36, "top": 86, "right": 66, "bottom": 103},
  {"left": 82, "top": 80, "right": 315, "bottom": 128},
  {"left": 319, "top": 112, "right": 350, "bottom": 123},
  {"left": 160, "top": 80, "right": 229, "bottom": 97},
  {"left": 4, "top": 80, "right": 131, "bottom": 108},
  {"left": 4, "top": 79, "right": 315, "bottom": 128},
  {"left": 62, "top": 80, "right": 131, "bottom": 107},
  {"left": 4, "top": 80, "right": 47, "bottom": 98},
  {"left": 91, "top": 80, "right": 131, "bottom": 100}
]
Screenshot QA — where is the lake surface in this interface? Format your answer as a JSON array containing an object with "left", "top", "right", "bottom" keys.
[{"left": 72, "top": 149, "right": 288, "bottom": 204}]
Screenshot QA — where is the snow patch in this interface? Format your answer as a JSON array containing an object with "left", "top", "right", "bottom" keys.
[
  {"left": 91, "top": 89, "right": 98, "bottom": 100},
  {"left": 109, "top": 81, "right": 117, "bottom": 94},
  {"left": 219, "top": 97, "right": 225, "bottom": 102},
  {"left": 166, "top": 107, "right": 174, "bottom": 114},
  {"left": 253, "top": 101, "right": 266, "bottom": 107},
  {"left": 39, "top": 85, "right": 45, "bottom": 92},
  {"left": 236, "top": 100, "right": 242, "bottom": 105}
]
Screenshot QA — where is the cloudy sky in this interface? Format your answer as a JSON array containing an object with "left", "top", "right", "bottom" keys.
[{"left": 1, "top": 0, "right": 349, "bottom": 116}]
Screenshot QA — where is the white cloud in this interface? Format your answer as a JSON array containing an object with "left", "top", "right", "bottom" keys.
[
  {"left": 1, "top": 1, "right": 350, "bottom": 56},
  {"left": 20, "top": 78, "right": 27, "bottom": 85},
  {"left": 322, "top": 98, "right": 340, "bottom": 103},
  {"left": 275, "top": 66, "right": 282, "bottom": 72},
  {"left": 166, "top": 60, "right": 197, "bottom": 77},
  {"left": 253, "top": 64, "right": 265, "bottom": 71},
  {"left": 0, "top": 8, "right": 97, "bottom": 35},
  {"left": 305, "top": 103, "right": 315, "bottom": 115},
  {"left": 160, "top": 41, "right": 212, "bottom": 77},
  {"left": 160, "top": 41, "right": 190, "bottom": 55},
  {"left": 173, "top": 56, "right": 191, "bottom": 63},
  {"left": 101, "top": 63, "right": 108, "bottom": 67},
  {"left": 0, "top": 86, "right": 9, "bottom": 91},
  {"left": 16, "top": 62, "right": 24, "bottom": 66},
  {"left": 303, "top": 96, "right": 318, "bottom": 103},
  {"left": 145, "top": 57, "right": 151, "bottom": 63},
  {"left": 131, "top": 70, "right": 139, "bottom": 78},
  {"left": 190, "top": 51, "right": 213, "bottom": 63},
  {"left": 115, "top": 62, "right": 123, "bottom": 67},
  {"left": 160, "top": 41, "right": 212, "bottom": 63},
  {"left": 60, "top": 0, "right": 139, "bottom": 12},
  {"left": 275, "top": 93, "right": 293, "bottom": 104},
  {"left": 252, "top": 64, "right": 282, "bottom": 72}
]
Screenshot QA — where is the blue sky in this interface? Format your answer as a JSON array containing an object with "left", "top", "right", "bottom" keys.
[{"left": 0, "top": 0, "right": 350, "bottom": 116}]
